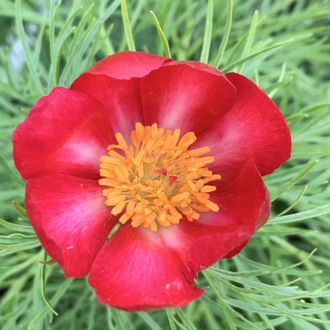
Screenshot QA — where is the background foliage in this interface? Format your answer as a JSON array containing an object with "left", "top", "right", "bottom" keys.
[{"left": 0, "top": 0, "right": 330, "bottom": 329}]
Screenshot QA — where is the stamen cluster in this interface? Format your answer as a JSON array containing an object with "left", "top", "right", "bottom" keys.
[{"left": 99, "top": 122, "right": 220, "bottom": 231}]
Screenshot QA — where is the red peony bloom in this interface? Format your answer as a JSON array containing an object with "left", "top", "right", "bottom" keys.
[{"left": 13, "top": 52, "right": 291, "bottom": 311}]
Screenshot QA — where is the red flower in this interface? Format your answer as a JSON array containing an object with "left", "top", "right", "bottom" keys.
[{"left": 13, "top": 52, "right": 291, "bottom": 311}]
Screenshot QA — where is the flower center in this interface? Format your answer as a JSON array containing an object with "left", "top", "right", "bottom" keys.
[{"left": 99, "top": 122, "right": 220, "bottom": 232}]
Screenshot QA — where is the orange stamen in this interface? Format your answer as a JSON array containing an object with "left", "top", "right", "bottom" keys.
[{"left": 99, "top": 122, "right": 221, "bottom": 232}]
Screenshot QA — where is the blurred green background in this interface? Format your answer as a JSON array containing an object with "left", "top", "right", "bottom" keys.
[{"left": 0, "top": 0, "right": 330, "bottom": 329}]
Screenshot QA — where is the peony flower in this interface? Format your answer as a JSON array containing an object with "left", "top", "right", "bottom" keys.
[{"left": 13, "top": 51, "right": 291, "bottom": 311}]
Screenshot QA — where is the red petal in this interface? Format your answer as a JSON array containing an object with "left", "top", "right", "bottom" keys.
[
  {"left": 140, "top": 61, "right": 237, "bottom": 135},
  {"left": 71, "top": 76, "right": 142, "bottom": 138},
  {"left": 165, "top": 60, "right": 224, "bottom": 75},
  {"left": 205, "top": 159, "right": 269, "bottom": 228},
  {"left": 89, "top": 225, "right": 203, "bottom": 311},
  {"left": 159, "top": 159, "right": 269, "bottom": 271},
  {"left": 223, "top": 187, "right": 270, "bottom": 258},
  {"left": 82, "top": 51, "right": 170, "bottom": 79},
  {"left": 70, "top": 52, "right": 170, "bottom": 137},
  {"left": 198, "top": 73, "right": 291, "bottom": 176},
  {"left": 26, "top": 174, "right": 114, "bottom": 277},
  {"left": 13, "top": 87, "right": 113, "bottom": 180}
]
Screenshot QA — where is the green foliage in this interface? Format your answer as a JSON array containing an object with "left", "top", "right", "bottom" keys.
[{"left": 0, "top": 0, "right": 329, "bottom": 329}]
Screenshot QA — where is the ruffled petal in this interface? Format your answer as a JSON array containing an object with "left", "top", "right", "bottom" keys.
[
  {"left": 140, "top": 61, "right": 237, "bottom": 135},
  {"left": 26, "top": 174, "right": 114, "bottom": 277},
  {"left": 197, "top": 73, "right": 291, "bottom": 176},
  {"left": 82, "top": 51, "right": 170, "bottom": 79},
  {"left": 158, "top": 159, "right": 269, "bottom": 271},
  {"left": 13, "top": 87, "right": 113, "bottom": 180},
  {"left": 89, "top": 224, "right": 203, "bottom": 311}
]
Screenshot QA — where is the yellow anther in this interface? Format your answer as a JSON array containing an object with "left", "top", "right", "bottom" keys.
[
  {"left": 178, "top": 132, "right": 197, "bottom": 149},
  {"left": 115, "top": 132, "right": 128, "bottom": 149},
  {"left": 111, "top": 201, "right": 127, "bottom": 215}
]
